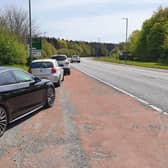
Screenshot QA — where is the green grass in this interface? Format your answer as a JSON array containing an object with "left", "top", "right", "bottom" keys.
[
  {"left": 95, "top": 57, "right": 168, "bottom": 70},
  {"left": 1, "top": 64, "right": 28, "bottom": 71}
]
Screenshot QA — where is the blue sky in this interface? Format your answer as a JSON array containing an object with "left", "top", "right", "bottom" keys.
[{"left": 1, "top": 0, "right": 168, "bottom": 43}]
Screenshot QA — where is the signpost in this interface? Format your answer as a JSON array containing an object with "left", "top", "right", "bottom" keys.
[{"left": 32, "top": 38, "right": 42, "bottom": 57}]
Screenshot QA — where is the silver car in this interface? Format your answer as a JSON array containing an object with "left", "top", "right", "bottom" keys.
[
  {"left": 71, "top": 55, "right": 80, "bottom": 63},
  {"left": 51, "top": 55, "right": 71, "bottom": 75},
  {"left": 29, "top": 59, "right": 64, "bottom": 86}
]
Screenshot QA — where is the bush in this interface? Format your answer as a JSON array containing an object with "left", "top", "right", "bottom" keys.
[
  {"left": 42, "top": 39, "right": 57, "bottom": 58},
  {"left": 0, "top": 28, "right": 26, "bottom": 65}
]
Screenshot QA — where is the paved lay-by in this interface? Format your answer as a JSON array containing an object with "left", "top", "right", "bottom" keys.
[
  {"left": 0, "top": 69, "right": 168, "bottom": 168},
  {"left": 72, "top": 57, "right": 168, "bottom": 112}
]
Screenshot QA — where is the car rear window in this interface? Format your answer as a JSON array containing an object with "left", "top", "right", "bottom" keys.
[
  {"left": 52, "top": 56, "right": 66, "bottom": 61},
  {"left": 31, "top": 62, "right": 54, "bottom": 68},
  {"left": 31, "top": 62, "right": 41, "bottom": 68}
]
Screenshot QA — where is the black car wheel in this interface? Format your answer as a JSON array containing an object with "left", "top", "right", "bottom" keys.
[
  {"left": 45, "top": 87, "right": 55, "bottom": 107},
  {"left": 0, "top": 106, "right": 7, "bottom": 137}
]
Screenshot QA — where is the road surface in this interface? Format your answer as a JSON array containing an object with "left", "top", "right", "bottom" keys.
[{"left": 72, "top": 58, "right": 168, "bottom": 112}]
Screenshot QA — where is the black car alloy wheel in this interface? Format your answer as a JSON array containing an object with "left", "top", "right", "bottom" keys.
[
  {"left": 46, "top": 87, "right": 55, "bottom": 107},
  {"left": 0, "top": 106, "right": 7, "bottom": 137}
]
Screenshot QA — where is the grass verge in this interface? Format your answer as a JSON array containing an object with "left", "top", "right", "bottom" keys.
[
  {"left": 1, "top": 64, "right": 28, "bottom": 71},
  {"left": 95, "top": 57, "right": 168, "bottom": 70}
]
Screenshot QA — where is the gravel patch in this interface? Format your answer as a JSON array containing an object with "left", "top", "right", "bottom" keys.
[{"left": 60, "top": 86, "right": 90, "bottom": 168}]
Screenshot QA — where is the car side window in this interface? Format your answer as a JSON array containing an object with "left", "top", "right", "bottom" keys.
[
  {"left": 12, "top": 70, "right": 34, "bottom": 83},
  {"left": 0, "top": 71, "right": 17, "bottom": 86}
]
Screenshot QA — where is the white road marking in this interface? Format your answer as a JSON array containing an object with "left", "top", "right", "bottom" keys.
[{"left": 73, "top": 67, "right": 166, "bottom": 114}]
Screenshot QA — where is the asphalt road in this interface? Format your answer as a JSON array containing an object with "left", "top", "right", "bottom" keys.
[{"left": 71, "top": 58, "right": 168, "bottom": 112}]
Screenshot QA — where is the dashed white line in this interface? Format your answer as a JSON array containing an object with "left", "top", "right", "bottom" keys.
[{"left": 73, "top": 67, "right": 165, "bottom": 114}]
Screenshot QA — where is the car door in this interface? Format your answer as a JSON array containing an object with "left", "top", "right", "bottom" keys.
[
  {"left": 12, "top": 70, "right": 45, "bottom": 118},
  {"left": 0, "top": 70, "right": 31, "bottom": 120}
]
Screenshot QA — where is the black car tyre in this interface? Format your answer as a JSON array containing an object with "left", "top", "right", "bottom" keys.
[
  {"left": 0, "top": 106, "right": 7, "bottom": 137},
  {"left": 45, "top": 87, "right": 55, "bottom": 107}
]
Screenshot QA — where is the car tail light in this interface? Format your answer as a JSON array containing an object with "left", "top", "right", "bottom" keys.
[
  {"left": 28, "top": 68, "right": 32, "bottom": 73},
  {"left": 51, "top": 67, "right": 57, "bottom": 73}
]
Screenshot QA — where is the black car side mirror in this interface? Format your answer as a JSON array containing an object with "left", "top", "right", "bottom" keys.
[
  {"left": 34, "top": 76, "right": 41, "bottom": 83},
  {"left": 30, "top": 76, "right": 41, "bottom": 86}
]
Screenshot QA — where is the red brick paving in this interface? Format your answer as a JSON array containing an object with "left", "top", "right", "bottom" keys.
[
  {"left": 0, "top": 69, "right": 168, "bottom": 168},
  {"left": 63, "top": 69, "right": 168, "bottom": 168}
]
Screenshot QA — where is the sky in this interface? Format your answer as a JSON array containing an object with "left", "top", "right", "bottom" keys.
[{"left": 0, "top": 0, "right": 168, "bottom": 43}]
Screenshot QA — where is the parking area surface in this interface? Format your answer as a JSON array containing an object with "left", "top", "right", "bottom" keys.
[{"left": 0, "top": 69, "right": 168, "bottom": 168}]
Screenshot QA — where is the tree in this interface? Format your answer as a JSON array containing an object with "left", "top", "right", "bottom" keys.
[
  {"left": 80, "top": 42, "right": 92, "bottom": 56},
  {"left": 42, "top": 39, "right": 57, "bottom": 58},
  {"left": 69, "top": 43, "right": 83, "bottom": 55},
  {"left": 99, "top": 44, "right": 108, "bottom": 56},
  {"left": 57, "top": 48, "right": 70, "bottom": 56},
  {"left": 128, "top": 7, "right": 168, "bottom": 62},
  {"left": 161, "top": 22, "right": 168, "bottom": 63},
  {"left": 128, "top": 30, "right": 141, "bottom": 60},
  {"left": 56, "top": 39, "right": 68, "bottom": 49},
  {"left": 0, "top": 6, "right": 39, "bottom": 42},
  {"left": 110, "top": 47, "right": 121, "bottom": 58},
  {"left": 147, "top": 23, "right": 164, "bottom": 61},
  {"left": 0, "top": 28, "right": 26, "bottom": 65}
]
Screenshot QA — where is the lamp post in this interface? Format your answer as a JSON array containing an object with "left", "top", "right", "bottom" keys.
[
  {"left": 29, "top": 0, "right": 32, "bottom": 65},
  {"left": 122, "top": 17, "right": 128, "bottom": 50}
]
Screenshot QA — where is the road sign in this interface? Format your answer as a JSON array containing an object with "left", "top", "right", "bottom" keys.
[
  {"left": 32, "top": 38, "right": 42, "bottom": 50},
  {"left": 32, "top": 38, "right": 42, "bottom": 57},
  {"left": 32, "top": 49, "right": 41, "bottom": 57}
]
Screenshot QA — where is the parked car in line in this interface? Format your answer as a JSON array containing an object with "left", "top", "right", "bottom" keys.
[
  {"left": 71, "top": 55, "right": 80, "bottom": 63},
  {"left": 29, "top": 59, "right": 64, "bottom": 87},
  {"left": 51, "top": 55, "right": 71, "bottom": 75},
  {"left": 0, "top": 67, "right": 55, "bottom": 137}
]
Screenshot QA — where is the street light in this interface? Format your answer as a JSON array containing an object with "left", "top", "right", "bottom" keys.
[
  {"left": 122, "top": 17, "right": 128, "bottom": 44},
  {"left": 29, "top": 0, "right": 32, "bottom": 65}
]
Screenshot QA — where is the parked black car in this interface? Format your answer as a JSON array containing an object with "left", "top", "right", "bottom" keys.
[{"left": 0, "top": 67, "right": 55, "bottom": 137}]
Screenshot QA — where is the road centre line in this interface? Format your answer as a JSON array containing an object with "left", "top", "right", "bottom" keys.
[{"left": 73, "top": 67, "right": 165, "bottom": 114}]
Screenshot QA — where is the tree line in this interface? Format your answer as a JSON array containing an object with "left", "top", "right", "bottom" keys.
[
  {"left": 128, "top": 7, "right": 168, "bottom": 63},
  {"left": 0, "top": 6, "right": 114, "bottom": 65},
  {"left": 45, "top": 37, "right": 115, "bottom": 57},
  {"left": 2, "top": 6, "right": 167, "bottom": 65}
]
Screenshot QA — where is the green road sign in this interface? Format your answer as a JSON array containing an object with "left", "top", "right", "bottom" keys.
[
  {"left": 32, "top": 38, "right": 42, "bottom": 50},
  {"left": 32, "top": 38, "right": 42, "bottom": 57}
]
